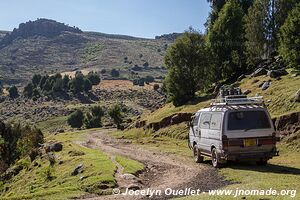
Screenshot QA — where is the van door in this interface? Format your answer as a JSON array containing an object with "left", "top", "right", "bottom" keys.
[
  {"left": 209, "top": 113, "right": 223, "bottom": 150},
  {"left": 198, "top": 112, "right": 212, "bottom": 154},
  {"left": 189, "top": 113, "right": 200, "bottom": 147}
]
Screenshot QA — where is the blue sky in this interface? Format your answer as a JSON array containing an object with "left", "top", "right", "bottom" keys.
[{"left": 0, "top": 0, "right": 210, "bottom": 38}]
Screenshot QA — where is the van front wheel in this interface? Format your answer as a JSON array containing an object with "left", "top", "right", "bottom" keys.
[
  {"left": 193, "top": 145, "right": 204, "bottom": 163},
  {"left": 212, "top": 148, "right": 223, "bottom": 168}
]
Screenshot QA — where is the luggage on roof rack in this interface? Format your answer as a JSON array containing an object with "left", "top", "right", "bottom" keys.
[{"left": 211, "top": 96, "right": 265, "bottom": 106}]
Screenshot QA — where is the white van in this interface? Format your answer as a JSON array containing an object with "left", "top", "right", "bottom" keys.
[{"left": 188, "top": 95, "right": 278, "bottom": 168}]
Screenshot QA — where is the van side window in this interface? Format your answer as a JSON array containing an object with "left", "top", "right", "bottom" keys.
[
  {"left": 193, "top": 114, "right": 200, "bottom": 126},
  {"left": 199, "top": 113, "right": 211, "bottom": 129},
  {"left": 210, "top": 113, "right": 222, "bottom": 130}
]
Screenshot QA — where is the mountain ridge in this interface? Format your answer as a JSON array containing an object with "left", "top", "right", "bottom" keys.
[{"left": 0, "top": 19, "right": 176, "bottom": 85}]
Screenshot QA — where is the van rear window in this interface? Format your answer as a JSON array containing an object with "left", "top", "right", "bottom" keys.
[{"left": 227, "top": 111, "right": 271, "bottom": 131}]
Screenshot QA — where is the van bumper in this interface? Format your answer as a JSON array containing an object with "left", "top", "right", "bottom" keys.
[{"left": 220, "top": 147, "right": 278, "bottom": 161}]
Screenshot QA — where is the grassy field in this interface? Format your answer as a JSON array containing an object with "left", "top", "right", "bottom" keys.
[
  {"left": 115, "top": 156, "right": 144, "bottom": 175},
  {"left": 0, "top": 129, "right": 144, "bottom": 200}
]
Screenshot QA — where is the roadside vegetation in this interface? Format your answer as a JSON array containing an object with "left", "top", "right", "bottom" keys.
[{"left": 0, "top": 128, "right": 145, "bottom": 200}]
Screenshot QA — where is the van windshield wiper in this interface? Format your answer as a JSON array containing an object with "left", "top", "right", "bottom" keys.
[{"left": 244, "top": 128, "right": 252, "bottom": 132}]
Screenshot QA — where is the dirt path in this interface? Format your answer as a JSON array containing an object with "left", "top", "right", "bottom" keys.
[{"left": 79, "top": 129, "right": 229, "bottom": 200}]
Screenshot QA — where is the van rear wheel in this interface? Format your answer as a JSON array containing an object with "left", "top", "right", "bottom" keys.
[
  {"left": 193, "top": 145, "right": 204, "bottom": 163},
  {"left": 256, "top": 160, "right": 268, "bottom": 166},
  {"left": 212, "top": 148, "right": 223, "bottom": 168}
]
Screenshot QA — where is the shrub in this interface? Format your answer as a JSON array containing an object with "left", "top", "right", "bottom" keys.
[
  {"left": 83, "top": 79, "right": 92, "bottom": 92},
  {"left": 62, "top": 75, "right": 70, "bottom": 89},
  {"left": 0, "top": 121, "right": 44, "bottom": 167},
  {"left": 111, "top": 69, "right": 120, "bottom": 77},
  {"left": 84, "top": 106, "right": 104, "bottom": 129},
  {"left": 67, "top": 110, "right": 84, "bottom": 128},
  {"left": 87, "top": 71, "right": 101, "bottom": 85},
  {"left": 108, "top": 104, "right": 123, "bottom": 129},
  {"left": 69, "top": 72, "right": 85, "bottom": 94},
  {"left": 100, "top": 69, "right": 106, "bottom": 74},
  {"left": 145, "top": 75, "right": 154, "bottom": 83},
  {"left": 23, "top": 83, "right": 34, "bottom": 97},
  {"left": 32, "top": 74, "right": 42, "bottom": 86},
  {"left": 9, "top": 86, "right": 19, "bottom": 98}
]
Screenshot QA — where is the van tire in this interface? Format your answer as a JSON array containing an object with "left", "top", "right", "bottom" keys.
[
  {"left": 211, "top": 148, "right": 222, "bottom": 168},
  {"left": 256, "top": 160, "right": 268, "bottom": 166},
  {"left": 193, "top": 145, "right": 204, "bottom": 163}
]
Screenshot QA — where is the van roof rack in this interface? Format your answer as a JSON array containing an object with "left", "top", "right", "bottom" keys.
[{"left": 211, "top": 95, "right": 265, "bottom": 106}]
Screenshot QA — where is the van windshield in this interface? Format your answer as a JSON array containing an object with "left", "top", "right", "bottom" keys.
[{"left": 227, "top": 111, "right": 271, "bottom": 131}]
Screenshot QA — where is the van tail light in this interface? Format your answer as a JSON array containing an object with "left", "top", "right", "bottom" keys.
[
  {"left": 258, "top": 135, "right": 276, "bottom": 146},
  {"left": 222, "top": 135, "right": 228, "bottom": 149}
]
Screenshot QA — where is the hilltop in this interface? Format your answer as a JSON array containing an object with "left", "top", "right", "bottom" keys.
[{"left": 0, "top": 19, "right": 176, "bottom": 85}]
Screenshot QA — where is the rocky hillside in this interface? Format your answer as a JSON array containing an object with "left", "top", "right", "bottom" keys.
[{"left": 0, "top": 19, "right": 173, "bottom": 85}]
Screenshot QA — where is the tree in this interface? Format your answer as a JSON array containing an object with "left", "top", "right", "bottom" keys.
[
  {"left": 208, "top": 0, "right": 246, "bottom": 80},
  {"left": 109, "top": 104, "right": 123, "bottom": 129},
  {"left": 23, "top": 82, "right": 34, "bottom": 97},
  {"left": 32, "top": 74, "right": 42, "bottom": 86},
  {"left": 67, "top": 110, "right": 84, "bottom": 128},
  {"left": 164, "top": 31, "right": 212, "bottom": 106},
  {"left": 87, "top": 71, "right": 101, "bottom": 85},
  {"left": 245, "top": 0, "right": 276, "bottom": 66},
  {"left": 52, "top": 78, "right": 63, "bottom": 92},
  {"left": 111, "top": 69, "right": 120, "bottom": 77},
  {"left": 9, "top": 86, "right": 19, "bottom": 98},
  {"left": 83, "top": 79, "right": 92, "bottom": 92},
  {"left": 62, "top": 75, "right": 70, "bottom": 90},
  {"left": 84, "top": 106, "right": 104, "bottom": 128},
  {"left": 69, "top": 72, "right": 84, "bottom": 94},
  {"left": 42, "top": 79, "right": 53, "bottom": 93},
  {"left": 275, "top": 0, "right": 298, "bottom": 46},
  {"left": 39, "top": 75, "right": 48, "bottom": 88},
  {"left": 279, "top": 2, "right": 300, "bottom": 69}
]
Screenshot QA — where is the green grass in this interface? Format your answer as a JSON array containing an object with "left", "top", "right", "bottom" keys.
[
  {"left": 179, "top": 143, "right": 300, "bottom": 200},
  {"left": 0, "top": 129, "right": 117, "bottom": 200},
  {"left": 239, "top": 69, "right": 300, "bottom": 117},
  {"left": 82, "top": 43, "right": 104, "bottom": 62},
  {"left": 36, "top": 116, "right": 67, "bottom": 133},
  {"left": 115, "top": 156, "right": 144, "bottom": 175}
]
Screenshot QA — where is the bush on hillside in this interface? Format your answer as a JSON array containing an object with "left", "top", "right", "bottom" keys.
[
  {"left": 111, "top": 69, "right": 120, "bottom": 77},
  {"left": 0, "top": 121, "right": 44, "bottom": 169},
  {"left": 9, "top": 86, "right": 19, "bottom": 98},
  {"left": 67, "top": 110, "right": 84, "bottom": 128},
  {"left": 109, "top": 104, "right": 123, "bottom": 129},
  {"left": 87, "top": 71, "right": 101, "bottom": 85},
  {"left": 84, "top": 106, "right": 104, "bottom": 129},
  {"left": 23, "top": 83, "right": 34, "bottom": 98}
]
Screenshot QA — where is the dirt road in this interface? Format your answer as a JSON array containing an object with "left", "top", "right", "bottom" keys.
[{"left": 79, "top": 129, "right": 229, "bottom": 200}]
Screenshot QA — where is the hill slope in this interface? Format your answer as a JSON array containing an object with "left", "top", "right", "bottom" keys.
[{"left": 0, "top": 19, "right": 173, "bottom": 85}]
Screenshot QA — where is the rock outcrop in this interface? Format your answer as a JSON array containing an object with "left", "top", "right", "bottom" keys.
[
  {"left": 0, "top": 18, "right": 82, "bottom": 48},
  {"left": 273, "top": 111, "right": 300, "bottom": 137},
  {"left": 135, "top": 112, "right": 193, "bottom": 131}
]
